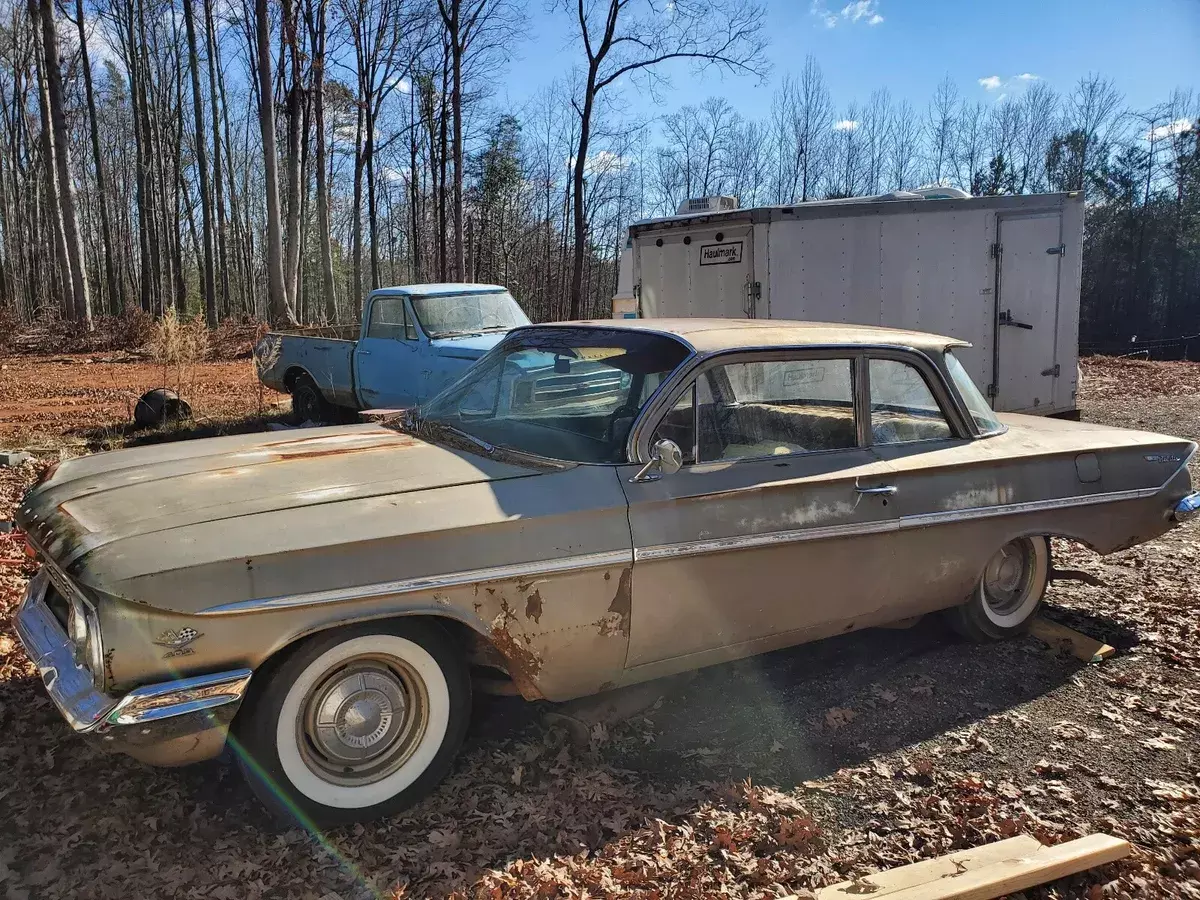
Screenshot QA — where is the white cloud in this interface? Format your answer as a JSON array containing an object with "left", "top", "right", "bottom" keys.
[
  {"left": 833, "top": 119, "right": 860, "bottom": 131},
  {"left": 566, "top": 150, "right": 632, "bottom": 177},
  {"left": 978, "top": 75, "right": 1003, "bottom": 91},
  {"left": 995, "top": 93, "right": 1009, "bottom": 103},
  {"left": 811, "top": 0, "right": 882, "bottom": 27},
  {"left": 1146, "top": 118, "right": 1196, "bottom": 141},
  {"left": 392, "top": 77, "right": 412, "bottom": 95},
  {"left": 1015, "top": 73, "right": 1040, "bottom": 82}
]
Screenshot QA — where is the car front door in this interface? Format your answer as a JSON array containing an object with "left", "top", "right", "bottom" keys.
[
  {"left": 619, "top": 351, "right": 902, "bottom": 674},
  {"left": 354, "top": 294, "right": 424, "bottom": 409}
]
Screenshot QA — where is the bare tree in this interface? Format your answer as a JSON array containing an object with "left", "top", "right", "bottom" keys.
[
  {"left": 771, "top": 56, "right": 832, "bottom": 203},
  {"left": 303, "top": 0, "right": 337, "bottom": 320},
  {"left": 183, "top": 0, "right": 216, "bottom": 325},
  {"left": 829, "top": 102, "right": 862, "bottom": 197},
  {"left": 1013, "top": 80, "right": 1058, "bottom": 192},
  {"left": 859, "top": 88, "right": 891, "bottom": 195},
  {"left": 1061, "top": 73, "right": 1124, "bottom": 199},
  {"left": 253, "top": 0, "right": 295, "bottom": 326},
  {"left": 73, "top": 0, "right": 121, "bottom": 314},
  {"left": 923, "top": 75, "right": 958, "bottom": 186},
  {"left": 954, "top": 100, "right": 987, "bottom": 191},
  {"left": 559, "top": 0, "right": 768, "bottom": 319},
  {"left": 436, "top": 0, "right": 522, "bottom": 282},
  {"left": 36, "top": 0, "right": 91, "bottom": 323},
  {"left": 886, "top": 99, "right": 920, "bottom": 190}
]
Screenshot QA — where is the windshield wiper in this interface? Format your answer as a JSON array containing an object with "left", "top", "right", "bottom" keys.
[{"left": 419, "top": 418, "right": 495, "bottom": 456}]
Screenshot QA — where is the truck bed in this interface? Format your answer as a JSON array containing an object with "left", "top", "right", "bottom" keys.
[{"left": 259, "top": 329, "right": 358, "bottom": 408}]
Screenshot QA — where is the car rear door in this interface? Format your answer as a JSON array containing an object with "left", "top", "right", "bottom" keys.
[{"left": 619, "top": 351, "right": 901, "bottom": 673}]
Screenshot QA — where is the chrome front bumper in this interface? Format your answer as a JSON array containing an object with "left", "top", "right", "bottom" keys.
[{"left": 15, "top": 570, "right": 253, "bottom": 766}]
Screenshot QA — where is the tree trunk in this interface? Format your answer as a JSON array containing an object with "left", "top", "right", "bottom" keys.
[
  {"left": 351, "top": 100, "right": 363, "bottom": 318},
  {"left": 449, "top": 6, "right": 464, "bottom": 281},
  {"left": 203, "top": 0, "right": 230, "bottom": 318},
  {"left": 29, "top": 9, "right": 70, "bottom": 317},
  {"left": 75, "top": 0, "right": 120, "bottom": 315},
  {"left": 183, "top": 0, "right": 216, "bottom": 326},
  {"left": 281, "top": 0, "right": 302, "bottom": 310},
  {"left": 569, "top": 67, "right": 597, "bottom": 319},
  {"left": 254, "top": 0, "right": 295, "bottom": 327},
  {"left": 305, "top": 0, "right": 336, "bottom": 322}
]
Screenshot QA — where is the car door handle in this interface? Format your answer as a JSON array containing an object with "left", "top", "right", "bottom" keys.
[{"left": 855, "top": 484, "right": 897, "bottom": 496}]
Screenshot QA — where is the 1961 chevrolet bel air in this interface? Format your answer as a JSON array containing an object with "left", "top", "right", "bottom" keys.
[{"left": 14, "top": 319, "right": 1199, "bottom": 824}]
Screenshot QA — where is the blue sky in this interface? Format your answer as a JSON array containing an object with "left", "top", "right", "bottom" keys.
[{"left": 499, "top": 0, "right": 1199, "bottom": 125}]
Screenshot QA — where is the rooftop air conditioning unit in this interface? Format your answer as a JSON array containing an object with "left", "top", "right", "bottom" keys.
[{"left": 676, "top": 195, "right": 739, "bottom": 216}]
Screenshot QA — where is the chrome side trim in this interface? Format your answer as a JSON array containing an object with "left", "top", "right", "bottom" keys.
[
  {"left": 105, "top": 669, "right": 253, "bottom": 727},
  {"left": 636, "top": 518, "right": 898, "bottom": 561},
  {"left": 200, "top": 548, "right": 632, "bottom": 615},
  {"left": 634, "top": 485, "right": 1163, "bottom": 562}
]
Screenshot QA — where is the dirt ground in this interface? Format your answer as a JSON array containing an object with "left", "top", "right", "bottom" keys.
[{"left": 0, "top": 354, "right": 1198, "bottom": 899}]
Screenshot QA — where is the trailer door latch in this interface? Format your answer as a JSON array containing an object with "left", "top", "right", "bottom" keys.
[
  {"left": 1041, "top": 364, "right": 1061, "bottom": 377},
  {"left": 1046, "top": 244, "right": 1066, "bottom": 256},
  {"left": 999, "top": 309, "right": 1034, "bottom": 330}
]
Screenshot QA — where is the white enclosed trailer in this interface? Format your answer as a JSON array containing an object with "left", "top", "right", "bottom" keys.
[{"left": 613, "top": 191, "right": 1084, "bottom": 417}]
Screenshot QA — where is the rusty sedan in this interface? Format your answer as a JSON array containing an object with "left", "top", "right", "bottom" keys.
[{"left": 13, "top": 319, "right": 1199, "bottom": 824}]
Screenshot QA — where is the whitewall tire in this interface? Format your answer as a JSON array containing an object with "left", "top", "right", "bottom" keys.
[
  {"left": 946, "top": 536, "right": 1049, "bottom": 641},
  {"left": 235, "top": 619, "right": 470, "bottom": 826}
]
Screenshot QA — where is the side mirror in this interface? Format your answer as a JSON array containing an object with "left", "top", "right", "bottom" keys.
[{"left": 630, "top": 438, "right": 683, "bottom": 483}]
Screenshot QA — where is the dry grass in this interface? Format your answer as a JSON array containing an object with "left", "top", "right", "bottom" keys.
[{"left": 148, "top": 309, "right": 210, "bottom": 401}]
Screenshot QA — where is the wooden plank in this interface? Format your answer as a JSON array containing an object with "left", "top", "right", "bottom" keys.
[
  {"left": 1030, "top": 617, "right": 1116, "bottom": 663},
  {"left": 833, "top": 834, "right": 1129, "bottom": 900},
  {"left": 816, "top": 836, "right": 1042, "bottom": 898}
]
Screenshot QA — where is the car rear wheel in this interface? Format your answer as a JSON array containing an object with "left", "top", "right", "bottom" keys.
[
  {"left": 946, "top": 536, "right": 1049, "bottom": 641},
  {"left": 291, "top": 374, "right": 334, "bottom": 424},
  {"left": 234, "top": 620, "right": 470, "bottom": 826}
]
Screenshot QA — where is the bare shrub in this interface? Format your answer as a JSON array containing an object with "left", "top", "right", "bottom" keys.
[{"left": 149, "top": 310, "right": 210, "bottom": 399}]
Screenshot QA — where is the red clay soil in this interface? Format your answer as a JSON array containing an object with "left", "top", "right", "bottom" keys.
[{"left": 0, "top": 353, "right": 284, "bottom": 447}]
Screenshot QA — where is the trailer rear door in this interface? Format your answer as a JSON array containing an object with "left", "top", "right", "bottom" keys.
[
  {"left": 995, "top": 213, "right": 1063, "bottom": 412},
  {"left": 637, "top": 224, "right": 754, "bottom": 318}
]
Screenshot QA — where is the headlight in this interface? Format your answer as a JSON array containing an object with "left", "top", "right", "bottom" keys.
[{"left": 66, "top": 594, "right": 105, "bottom": 685}]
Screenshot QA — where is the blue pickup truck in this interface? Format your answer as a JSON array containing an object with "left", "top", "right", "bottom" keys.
[{"left": 257, "top": 283, "right": 531, "bottom": 421}]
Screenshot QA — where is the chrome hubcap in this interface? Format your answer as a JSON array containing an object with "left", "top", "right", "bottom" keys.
[
  {"left": 982, "top": 539, "right": 1035, "bottom": 615},
  {"left": 298, "top": 658, "right": 428, "bottom": 785}
]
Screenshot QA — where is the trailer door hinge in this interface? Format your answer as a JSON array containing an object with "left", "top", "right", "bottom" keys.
[
  {"left": 1041, "top": 364, "right": 1061, "bottom": 377},
  {"left": 986, "top": 383, "right": 997, "bottom": 399},
  {"left": 1046, "top": 244, "right": 1066, "bottom": 256},
  {"left": 990, "top": 242, "right": 1002, "bottom": 259},
  {"left": 744, "top": 280, "right": 761, "bottom": 318}
]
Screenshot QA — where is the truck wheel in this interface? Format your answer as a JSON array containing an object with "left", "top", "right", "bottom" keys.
[
  {"left": 291, "top": 374, "right": 333, "bottom": 424},
  {"left": 946, "top": 536, "right": 1049, "bottom": 641},
  {"left": 234, "top": 619, "right": 471, "bottom": 826}
]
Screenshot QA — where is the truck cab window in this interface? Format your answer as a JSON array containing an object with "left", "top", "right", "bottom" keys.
[{"left": 367, "top": 297, "right": 414, "bottom": 340}]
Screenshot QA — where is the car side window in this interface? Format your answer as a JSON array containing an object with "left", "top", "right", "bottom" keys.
[
  {"left": 869, "top": 358, "right": 952, "bottom": 444},
  {"left": 694, "top": 358, "right": 857, "bottom": 462},
  {"left": 650, "top": 385, "right": 697, "bottom": 464},
  {"left": 367, "top": 297, "right": 416, "bottom": 340}
]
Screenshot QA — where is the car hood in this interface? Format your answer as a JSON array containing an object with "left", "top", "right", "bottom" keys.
[
  {"left": 16, "top": 424, "right": 541, "bottom": 602},
  {"left": 429, "top": 332, "right": 508, "bottom": 360}
]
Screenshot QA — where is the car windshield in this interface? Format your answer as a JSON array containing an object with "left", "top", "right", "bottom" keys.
[
  {"left": 417, "top": 327, "right": 691, "bottom": 463},
  {"left": 945, "top": 350, "right": 1004, "bottom": 435},
  {"left": 410, "top": 290, "right": 531, "bottom": 338}
]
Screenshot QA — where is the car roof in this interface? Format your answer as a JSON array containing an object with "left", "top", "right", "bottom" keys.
[
  {"left": 530, "top": 318, "right": 968, "bottom": 355},
  {"left": 372, "top": 283, "right": 507, "bottom": 297}
]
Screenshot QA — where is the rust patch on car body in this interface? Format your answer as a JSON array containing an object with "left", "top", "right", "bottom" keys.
[
  {"left": 597, "top": 567, "right": 632, "bottom": 636},
  {"left": 488, "top": 619, "right": 545, "bottom": 700},
  {"left": 525, "top": 589, "right": 543, "bottom": 624}
]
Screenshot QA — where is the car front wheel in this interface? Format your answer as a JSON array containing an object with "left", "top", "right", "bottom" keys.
[
  {"left": 234, "top": 620, "right": 470, "bottom": 826},
  {"left": 946, "top": 536, "right": 1049, "bottom": 641}
]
